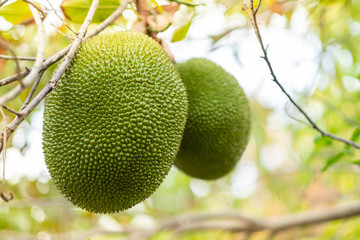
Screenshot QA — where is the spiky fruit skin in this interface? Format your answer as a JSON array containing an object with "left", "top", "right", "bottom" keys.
[
  {"left": 174, "top": 58, "right": 250, "bottom": 180},
  {"left": 42, "top": 32, "right": 188, "bottom": 213}
]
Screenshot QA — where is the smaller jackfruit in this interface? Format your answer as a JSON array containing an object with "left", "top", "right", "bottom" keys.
[
  {"left": 174, "top": 58, "right": 250, "bottom": 180},
  {"left": 42, "top": 31, "right": 188, "bottom": 213}
]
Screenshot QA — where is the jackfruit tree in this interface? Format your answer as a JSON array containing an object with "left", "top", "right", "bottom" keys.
[{"left": 0, "top": 0, "right": 360, "bottom": 239}]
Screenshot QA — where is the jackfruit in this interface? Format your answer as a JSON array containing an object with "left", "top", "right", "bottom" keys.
[
  {"left": 42, "top": 31, "right": 188, "bottom": 213},
  {"left": 174, "top": 58, "right": 250, "bottom": 180}
]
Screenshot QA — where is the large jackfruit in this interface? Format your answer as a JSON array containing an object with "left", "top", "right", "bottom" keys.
[
  {"left": 42, "top": 32, "right": 188, "bottom": 213},
  {"left": 174, "top": 58, "right": 250, "bottom": 180}
]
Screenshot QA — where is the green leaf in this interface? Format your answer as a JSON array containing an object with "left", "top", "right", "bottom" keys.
[
  {"left": 314, "top": 135, "right": 333, "bottom": 147},
  {"left": 321, "top": 152, "right": 345, "bottom": 171},
  {"left": 350, "top": 127, "right": 360, "bottom": 141},
  {"left": 61, "top": 0, "right": 121, "bottom": 23},
  {"left": 171, "top": 17, "right": 193, "bottom": 42},
  {"left": 344, "top": 127, "right": 360, "bottom": 150},
  {"left": 0, "top": 0, "right": 33, "bottom": 25},
  {"left": 352, "top": 160, "right": 360, "bottom": 165}
]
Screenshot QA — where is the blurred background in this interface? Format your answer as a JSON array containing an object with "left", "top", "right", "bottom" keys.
[{"left": 1, "top": 0, "right": 360, "bottom": 239}]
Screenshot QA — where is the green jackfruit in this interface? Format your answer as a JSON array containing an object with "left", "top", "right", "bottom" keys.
[
  {"left": 174, "top": 58, "right": 250, "bottom": 180},
  {"left": 42, "top": 32, "right": 188, "bottom": 213}
]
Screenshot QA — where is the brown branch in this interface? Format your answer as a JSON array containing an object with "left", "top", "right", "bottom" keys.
[
  {"left": 12, "top": 201, "right": 357, "bottom": 239},
  {"left": 7, "top": 51, "right": 20, "bottom": 74},
  {"left": 0, "top": 0, "right": 132, "bottom": 152},
  {"left": 0, "top": 68, "right": 30, "bottom": 86},
  {"left": 45, "top": 0, "right": 77, "bottom": 35},
  {"left": 0, "top": 0, "right": 9, "bottom": 7},
  {"left": 0, "top": 55, "right": 37, "bottom": 61},
  {"left": 242, "top": 1, "right": 360, "bottom": 150},
  {"left": 20, "top": 70, "right": 45, "bottom": 111},
  {"left": 135, "top": 201, "right": 360, "bottom": 238},
  {"left": 1, "top": 0, "right": 100, "bottom": 131},
  {"left": 0, "top": 0, "right": 132, "bottom": 88},
  {"left": 85, "top": 0, "right": 132, "bottom": 39},
  {"left": 48, "top": 0, "right": 100, "bottom": 90},
  {"left": 0, "top": 2, "right": 46, "bottom": 106},
  {"left": 2, "top": 105, "right": 21, "bottom": 116},
  {"left": 22, "top": 0, "right": 47, "bottom": 20}
]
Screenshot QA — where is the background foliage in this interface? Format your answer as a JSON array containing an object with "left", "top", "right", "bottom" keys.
[{"left": 0, "top": 0, "right": 360, "bottom": 239}]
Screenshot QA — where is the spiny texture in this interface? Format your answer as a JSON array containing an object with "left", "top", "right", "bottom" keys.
[
  {"left": 42, "top": 32, "right": 188, "bottom": 213},
  {"left": 174, "top": 58, "right": 250, "bottom": 180}
]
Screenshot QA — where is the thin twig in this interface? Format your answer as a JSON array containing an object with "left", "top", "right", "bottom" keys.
[
  {"left": 85, "top": 0, "right": 132, "bottom": 39},
  {"left": 166, "top": 201, "right": 360, "bottom": 233},
  {"left": 0, "top": 68, "right": 30, "bottom": 86},
  {"left": 242, "top": 1, "right": 360, "bottom": 150},
  {"left": 46, "top": 0, "right": 77, "bottom": 35},
  {"left": 0, "top": 54, "right": 37, "bottom": 61},
  {"left": 2, "top": 105, "right": 21, "bottom": 116},
  {"left": 0, "top": 2, "right": 46, "bottom": 106},
  {"left": 22, "top": 0, "right": 47, "bottom": 20},
  {"left": 254, "top": 0, "right": 262, "bottom": 14},
  {"left": 9, "top": 50, "right": 21, "bottom": 74},
  {"left": 20, "top": 70, "right": 45, "bottom": 111},
  {"left": 52, "top": 24, "right": 76, "bottom": 39}
]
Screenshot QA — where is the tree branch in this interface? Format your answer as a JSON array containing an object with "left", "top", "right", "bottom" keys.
[
  {"left": 0, "top": 0, "right": 132, "bottom": 87},
  {"left": 0, "top": 0, "right": 132, "bottom": 152},
  {"left": 0, "top": 0, "right": 8, "bottom": 7},
  {"left": 0, "top": 68, "right": 31, "bottom": 86},
  {"left": 242, "top": 0, "right": 360, "bottom": 150},
  {"left": 45, "top": 0, "right": 77, "bottom": 35},
  {"left": 85, "top": 0, "right": 132, "bottom": 39},
  {"left": 20, "top": 70, "right": 45, "bottom": 111},
  {"left": 8, "top": 200, "right": 358, "bottom": 239},
  {"left": 48, "top": 0, "right": 100, "bottom": 90},
  {"left": 2, "top": 105, "right": 21, "bottom": 116},
  {"left": 0, "top": 55, "right": 37, "bottom": 61},
  {"left": 0, "top": 2, "right": 46, "bottom": 106},
  {"left": 123, "top": 201, "right": 360, "bottom": 238},
  {"left": 0, "top": 0, "right": 100, "bottom": 137},
  {"left": 23, "top": 0, "right": 47, "bottom": 20}
]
